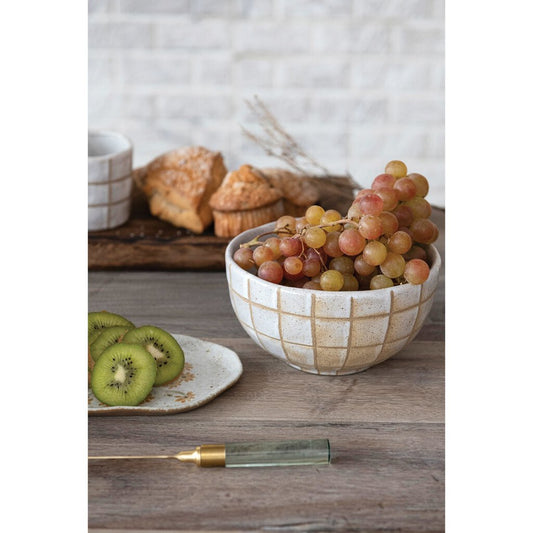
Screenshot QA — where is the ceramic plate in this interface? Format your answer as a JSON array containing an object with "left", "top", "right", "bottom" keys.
[{"left": 88, "top": 334, "right": 243, "bottom": 415}]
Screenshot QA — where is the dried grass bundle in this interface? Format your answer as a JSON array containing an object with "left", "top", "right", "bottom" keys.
[{"left": 241, "top": 95, "right": 360, "bottom": 189}]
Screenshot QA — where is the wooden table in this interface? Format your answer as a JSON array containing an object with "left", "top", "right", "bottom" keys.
[{"left": 88, "top": 209, "right": 445, "bottom": 532}]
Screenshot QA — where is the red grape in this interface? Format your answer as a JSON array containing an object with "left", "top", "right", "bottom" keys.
[
  {"left": 233, "top": 247, "right": 254, "bottom": 270},
  {"left": 393, "top": 204, "right": 414, "bottom": 227},
  {"left": 375, "top": 187, "right": 399, "bottom": 211},
  {"left": 404, "top": 259, "right": 430, "bottom": 284},
  {"left": 338, "top": 228, "right": 366, "bottom": 256},
  {"left": 253, "top": 245, "right": 274, "bottom": 266},
  {"left": 302, "top": 257, "right": 321, "bottom": 278},
  {"left": 405, "top": 197, "right": 432, "bottom": 219},
  {"left": 279, "top": 236, "right": 303, "bottom": 257},
  {"left": 264, "top": 237, "right": 281, "bottom": 259},
  {"left": 371, "top": 173, "right": 396, "bottom": 190},
  {"left": 407, "top": 173, "right": 429, "bottom": 197},
  {"left": 258, "top": 260, "right": 283, "bottom": 284},
  {"left": 354, "top": 255, "right": 377, "bottom": 276},
  {"left": 357, "top": 193, "right": 384, "bottom": 216},
  {"left": 358, "top": 215, "right": 383, "bottom": 240},
  {"left": 410, "top": 218, "right": 437, "bottom": 244},
  {"left": 284, "top": 256, "right": 303, "bottom": 276},
  {"left": 323, "top": 231, "right": 343, "bottom": 257},
  {"left": 388, "top": 230, "right": 413, "bottom": 254},
  {"left": 393, "top": 177, "right": 417, "bottom": 201},
  {"left": 379, "top": 211, "right": 399, "bottom": 235}
]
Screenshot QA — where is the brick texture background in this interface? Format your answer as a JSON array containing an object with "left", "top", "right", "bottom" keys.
[{"left": 88, "top": 0, "right": 444, "bottom": 206}]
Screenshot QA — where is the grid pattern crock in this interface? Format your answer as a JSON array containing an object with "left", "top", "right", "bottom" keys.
[{"left": 226, "top": 223, "right": 440, "bottom": 375}]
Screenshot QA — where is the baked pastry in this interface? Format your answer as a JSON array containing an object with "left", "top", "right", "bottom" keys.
[
  {"left": 209, "top": 164, "right": 284, "bottom": 238},
  {"left": 137, "top": 146, "right": 227, "bottom": 234},
  {"left": 259, "top": 167, "right": 320, "bottom": 217}
]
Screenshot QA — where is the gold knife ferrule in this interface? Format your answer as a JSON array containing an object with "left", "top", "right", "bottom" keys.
[{"left": 177, "top": 444, "right": 226, "bottom": 467}]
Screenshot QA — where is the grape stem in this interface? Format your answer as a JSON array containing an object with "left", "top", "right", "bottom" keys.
[
  {"left": 240, "top": 218, "right": 356, "bottom": 249},
  {"left": 239, "top": 228, "right": 292, "bottom": 248}
]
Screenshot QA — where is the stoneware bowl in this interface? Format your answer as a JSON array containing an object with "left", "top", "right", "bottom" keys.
[
  {"left": 225, "top": 221, "right": 441, "bottom": 376},
  {"left": 88, "top": 129, "right": 133, "bottom": 231}
]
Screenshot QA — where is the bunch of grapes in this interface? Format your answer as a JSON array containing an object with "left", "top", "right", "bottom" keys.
[{"left": 232, "top": 160, "right": 438, "bottom": 291}]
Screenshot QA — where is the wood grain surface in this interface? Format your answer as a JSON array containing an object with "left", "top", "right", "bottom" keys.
[
  {"left": 88, "top": 210, "right": 445, "bottom": 532},
  {"left": 88, "top": 176, "right": 356, "bottom": 271}
]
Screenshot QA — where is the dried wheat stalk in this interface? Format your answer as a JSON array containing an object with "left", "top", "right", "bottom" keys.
[{"left": 241, "top": 95, "right": 360, "bottom": 189}]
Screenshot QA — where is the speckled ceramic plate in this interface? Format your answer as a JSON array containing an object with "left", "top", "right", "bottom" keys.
[{"left": 88, "top": 334, "right": 243, "bottom": 415}]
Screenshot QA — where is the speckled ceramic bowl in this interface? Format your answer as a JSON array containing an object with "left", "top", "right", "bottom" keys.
[{"left": 225, "top": 221, "right": 441, "bottom": 375}]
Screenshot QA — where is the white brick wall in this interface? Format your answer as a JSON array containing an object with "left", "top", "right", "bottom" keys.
[{"left": 88, "top": 0, "right": 444, "bottom": 206}]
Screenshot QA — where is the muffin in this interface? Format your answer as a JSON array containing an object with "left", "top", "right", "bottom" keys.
[
  {"left": 137, "top": 146, "right": 227, "bottom": 234},
  {"left": 259, "top": 167, "right": 320, "bottom": 217},
  {"left": 209, "top": 164, "right": 284, "bottom": 238}
]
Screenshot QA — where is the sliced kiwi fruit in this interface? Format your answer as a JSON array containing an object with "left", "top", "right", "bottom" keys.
[
  {"left": 122, "top": 326, "right": 185, "bottom": 386},
  {"left": 88, "top": 311, "right": 135, "bottom": 344},
  {"left": 89, "top": 325, "right": 132, "bottom": 362},
  {"left": 91, "top": 343, "right": 156, "bottom": 406}
]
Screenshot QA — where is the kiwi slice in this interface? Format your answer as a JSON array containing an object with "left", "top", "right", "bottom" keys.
[
  {"left": 122, "top": 326, "right": 185, "bottom": 386},
  {"left": 91, "top": 343, "right": 156, "bottom": 406},
  {"left": 89, "top": 325, "right": 132, "bottom": 362},
  {"left": 88, "top": 311, "right": 134, "bottom": 344}
]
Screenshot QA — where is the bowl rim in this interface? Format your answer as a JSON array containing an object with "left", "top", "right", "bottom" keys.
[{"left": 225, "top": 220, "right": 441, "bottom": 295}]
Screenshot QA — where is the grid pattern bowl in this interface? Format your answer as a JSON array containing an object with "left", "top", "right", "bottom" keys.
[{"left": 225, "top": 222, "right": 441, "bottom": 375}]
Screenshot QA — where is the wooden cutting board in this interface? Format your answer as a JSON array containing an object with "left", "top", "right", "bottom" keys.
[{"left": 88, "top": 176, "right": 356, "bottom": 271}]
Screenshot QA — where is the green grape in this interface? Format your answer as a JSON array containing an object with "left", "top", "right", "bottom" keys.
[
  {"left": 275, "top": 215, "right": 297, "bottom": 234},
  {"left": 341, "top": 274, "right": 359, "bottom": 291},
  {"left": 379, "top": 252, "right": 406, "bottom": 279},
  {"left": 329, "top": 255, "right": 355, "bottom": 275},
  {"left": 370, "top": 274, "right": 394, "bottom": 290},
  {"left": 362, "top": 240, "right": 388, "bottom": 266},
  {"left": 405, "top": 197, "right": 432, "bottom": 219},
  {"left": 320, "top": 269, "right": 344, "bottom": 291},
  {"left": 303, "top": 227, "right": 327, "bottom": 248},
  {"left": 320, "top": 209, "right": 342, "bottom": 232},
  {"left": 385, "top": 160, "right": 407, "bottom": 178},
  {"left": 305, "top": 205, "right": 325, "bottom": 226}
]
